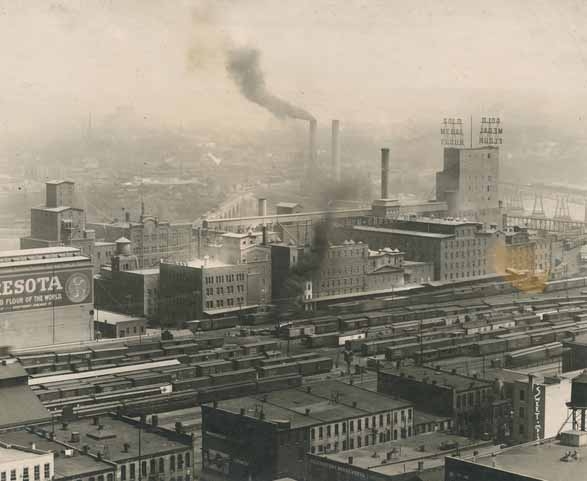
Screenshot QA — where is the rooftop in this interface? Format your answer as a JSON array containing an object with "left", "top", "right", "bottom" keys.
[
  {"left": 93, "top": 310, "right": 145, "bottom": 324},
  {"left": 379, "top": 366, "right": 492, "bottom": 392},
  {"left": 0, "top": 444, "right": 49, "bottom": 464},
  {"left": 0, "top": 431, "right": 113, "bottom": 478},
  {"left": 0, "top": 384, "right": 52, "bottom": 429},
  {"left": 457, "top": 435, "right": 587, "bottom": 481},
  {"left": 352, "top": 226, "right": 453, "bottom": 239},
  {"left": 210, "top": 381, "right": 413, "bottom": 429},
  {"left": 0, "top": 362, "right": 28, "bottom": 382},
  {"left": 186, "top": 258, "right": 232, "bottom": 268},
  {"left": 0, "top": 256, "right": 90, "bottom": 269},
  {"left": 318, "top": 431, "right": 493, "bottom": 477},
  {"left": 0, "top": 246, "right": 80, "bottom": 260}
]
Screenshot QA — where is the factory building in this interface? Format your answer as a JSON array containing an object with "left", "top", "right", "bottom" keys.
[
  {"left": 201, "top": 381, "right": 414, "bottom": 481},
  {"left": 308, "top": 432, "right": 493, "bottom": 481},
  {"left": 306, "top": 241, "right": 433, "bottom": 301},
  {"left": 159, "top": 258, "right": 250, "bottom": 325},
  {"left": 94, "top": 238, "right": 159, "bottom": 319},
  {"left": 19, "top": 181, "right": 98, "bottom": 265},
  {"left": 377, "top": 366, "right": 496, "bottom": 439},
  {"left": 337, "top": 217, "right": 504, "bottom": 282},
  {"left": 435, "top": 146, "right": 500, "bottom": 224},
  {"left": 0, "top": 415, "right": 193, "bottom": 481},
  {"left": 0, "top": 246, "right": 93, "bottom": 349},
  {"left": 202, "top": 231, "right": 272, "bottom": 306},
  {"left": 88, "top": 210, "right": 193, "bottom": 269}
]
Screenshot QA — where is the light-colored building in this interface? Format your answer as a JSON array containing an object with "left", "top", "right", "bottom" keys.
[
  {"left": 0, "top": 247, "right": 93, "bottom": 349},
  {"left": 436, "top": 146, "right": 500, "bottom": 224},
  {"left": 0, "top": 442, "right": 54, "bottom": 481},
  {"left": 337, "top": 217, "right": 504, "bottom": 282}
]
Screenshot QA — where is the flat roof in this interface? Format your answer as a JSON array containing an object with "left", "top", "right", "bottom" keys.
[
  {"left": 211, "top": 381, "right": 412, "bottom": 429},
  {"left": 0, "top": 362, "right": 28, "bottom": 381},
  {"left": 49, "top": 416, "right": 190, "bottom": 461},
  {"left": 94, "top": 310, "right": 145, "bottom": 324},
  {"left": 0, "top": 256, "right": 90, "bottom": 268},
  {"left": 379, "top": 366, "right": 492, "bottom": 392},
  {"left": 318, "top": 431, "right": 493, "bottom": 477},
  {"left": 464, "top": 436, "right": 587, "bottom": 481},
  {"left": 352, "top": 226, "right": 453, "bottom": 239},
  {"left": 0, "top": 431, "right": 113, "bottom": 478},
  {"left": 0, "top": 246, "right": 80, "bottom": 259},
  {"left": 94, "top": 241, "right": 116, "bottom": 247},
  {"left": 0, "top": 444, "right": 49, "bottom": 463},
  {"left": 0, "top": 384, "right": 52, "bottom": 429}
]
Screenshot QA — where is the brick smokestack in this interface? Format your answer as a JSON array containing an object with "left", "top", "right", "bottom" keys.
[
  {"left": 308, "top": 119, "right": 317, "bottom": 173},
  {"left": 257, "top": 198, "right": 267, "bottom": 217},
  {"left": 331, "top": 120, "right": 340, "bottom": 182},
  {"left": 381, "top": 148, "right": 390, "bottom": 199}
]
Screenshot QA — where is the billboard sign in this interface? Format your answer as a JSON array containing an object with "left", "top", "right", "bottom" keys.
[
  {"left": 533, "top": 384, "right": 545, "bottom": 440},
  {"left": 440, "top": 117, "right": 464, "bottom": 146},
  {"left": 0, "top": 268, "right": 93, "bottom": 313},
  {"left": 479, "top": 116, "right": 503, "bottom": 145}
]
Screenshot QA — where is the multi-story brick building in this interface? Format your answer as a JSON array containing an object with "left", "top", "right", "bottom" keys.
[
  {"left": 436, "top": 146, "right": 500, "bottom": 224},
  {"left": 20, "top": 181, "right": 98, "bottom": 265},
  {"left": 378, "top": 366, "right": 494, "bottom": 438},
  {"left": 0, "top": 415, "right": 193, "bottom": 481},
  {"left": 201, "top": 381, "right": 414, "bottom": 481},
  {"left": 337, "top": 217, "right": 504, "bottom": 282},
  {"left": 203, "top": 231, "right": 272, "bottom": 306},
  {"left": 158, "top": 258, "right": 249, "bottom": 324},
  {"left": 88, "top": 213, "right": 193, "bottom": 269}
]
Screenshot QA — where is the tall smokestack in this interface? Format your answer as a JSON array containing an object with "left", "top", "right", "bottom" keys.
[
  {"left": 309, "top": 119, "right": 317, "bottom": 173},
  {"left": 331, "top": 120, "right": 340, "bottom": 182},
  {"left": 381, "top": 148, "right": 390, "bottom": 199},
  {"left": 257, "top": 198, "right": 267, "bottom": 217}
]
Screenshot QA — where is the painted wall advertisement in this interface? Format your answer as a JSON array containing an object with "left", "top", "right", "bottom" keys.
[
  {"left": 533, "top": 384, "right": 545, "bottom": 440},
  {"left": 0, "top": 268, "right": 93, "bottom": 313}
]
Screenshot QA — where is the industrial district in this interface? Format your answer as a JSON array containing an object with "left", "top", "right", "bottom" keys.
[
  {"left": 1, "top": 4, "right": 587, "bottom": 481},
  {"left": 2, "top": 110, "right": 587, "bottom": 481}
]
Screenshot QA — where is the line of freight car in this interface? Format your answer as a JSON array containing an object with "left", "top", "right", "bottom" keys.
[
  {"left": 413, "top": 342, "right": 481, "bottom": 364},
  {"left": 505, "top": 342, "right": 564, "bottom": 368},
  {"left": 360, "top": 336, "right": 419, "bottom": 356},
  {"left": 544, "top": 277, "right": 587, "bottom": 292},
  {"left": 42, "top": 384, "right": 170, "bottom": 410}
]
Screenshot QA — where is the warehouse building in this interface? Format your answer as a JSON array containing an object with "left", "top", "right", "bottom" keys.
[
  {"left": 0, "top": 415, "right": 193, "bottom": 481},
  {"left": 377, "top": 366, "right": 495, "bottom": 439},
  {"left": 201, "top": 381, "right": 414, "bottom": 481},
  {"left": 336, "top": 217, "right": 505, "bottom": 282},
  {"left": 0, "top": 246, "right": 93, "bottom": 349}
]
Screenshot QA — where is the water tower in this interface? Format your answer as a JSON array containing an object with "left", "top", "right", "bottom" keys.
[{"left": 567, "top": 369, "right": 587, "bottom": 430}]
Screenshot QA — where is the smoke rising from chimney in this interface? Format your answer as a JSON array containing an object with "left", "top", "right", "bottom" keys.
[{"left": 226, "top": 47, "right": 315, "bottom": 121}]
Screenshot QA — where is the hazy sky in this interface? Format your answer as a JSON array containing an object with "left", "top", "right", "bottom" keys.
[{"left": 1, "top": 0, "right": 587, "bottom": 138}]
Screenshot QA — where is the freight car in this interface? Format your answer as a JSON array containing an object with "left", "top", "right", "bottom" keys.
[{"left": 296, "top": 357, "right": 333, "bottom": 376}]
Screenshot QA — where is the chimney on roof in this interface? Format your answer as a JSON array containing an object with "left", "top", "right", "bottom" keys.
[
  {"left": 332, "top": 120, "right": 341, "bottom": 183},
  {"left": 70, "top": 432, "right": 80, "bottom": 443},
  {"left": 381, "top": 148, "right": 390, "bottom": 199},
  {"left": 305, "top": 408, "right": 311, "bottom": 416}
]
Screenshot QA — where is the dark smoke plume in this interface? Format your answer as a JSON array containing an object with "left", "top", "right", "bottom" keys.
[{"left": 226, "top": 47, "right": 315, "bottom": 121}]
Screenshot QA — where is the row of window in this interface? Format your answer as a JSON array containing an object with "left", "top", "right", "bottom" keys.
[
  {"left": 120, "top": 453, "right": 191, "bottom": 481},
  {"left": 310, "top": 411, "right": 412, "bottom": 440},
  {"left": 205, "top": 285, "right": 245, "bottom": 296},
  {"left": 204, "top": 297, "right": 244, "bottom": 309},
  {"left": 328, "top": 249, "right": 367, "bottom": 258},
  {"left": 205, "top": 273, "right": 245, "bottom": 285},
  {"left": 444, "top": 270, "right": 487, "bottom": 281},
  {"left": 1, "top": 464, "right": 51, "bottom": 481},
  {"left": 456, "top": 389, "right": 489, "bottom": 409},
  {"left": 310, "top": 427, "right": 412, "bottom": 453}
]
